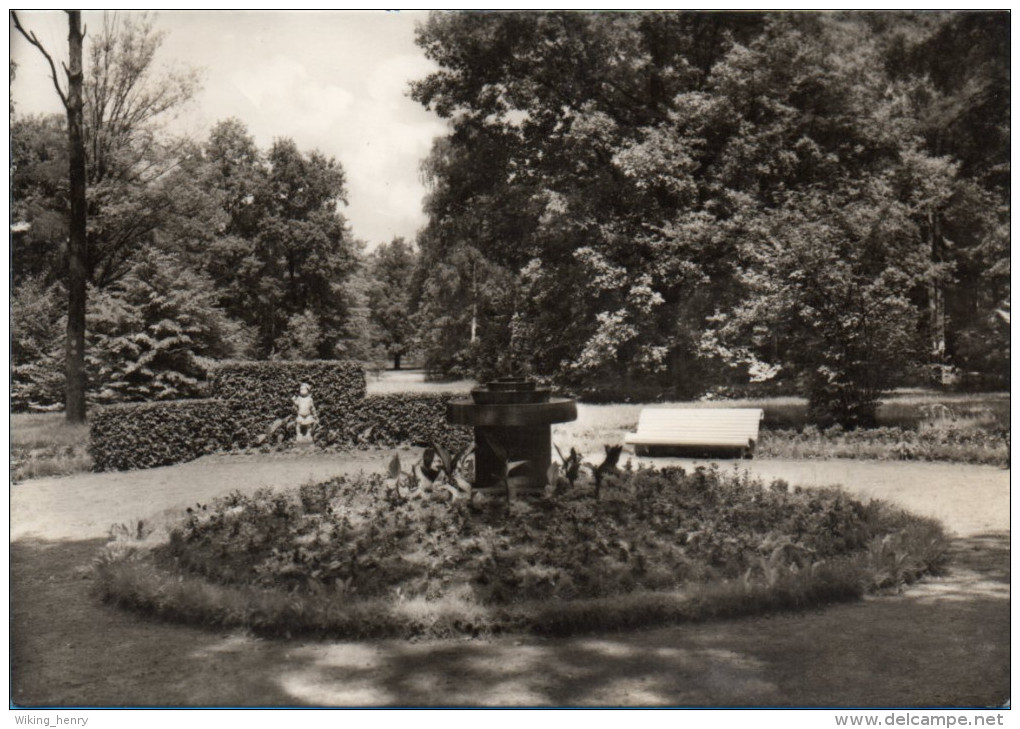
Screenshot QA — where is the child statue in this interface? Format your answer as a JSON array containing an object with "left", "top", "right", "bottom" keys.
[{"left": 292, "top": 382, "right": 318, "bottom": 444}]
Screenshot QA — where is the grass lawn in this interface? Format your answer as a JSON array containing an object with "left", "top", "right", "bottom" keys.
[
  {"left": 554, "top": 390, "right": 1009, "bottom": 466},
  {"left": 10, "top": 412, "right": 92, "bottom": 482},
  {"left": 365, "top": 368, "right": 475, "bottom": 394},
  {"left": 558, "top": 389, "right": 1009, "bottom": 433}
]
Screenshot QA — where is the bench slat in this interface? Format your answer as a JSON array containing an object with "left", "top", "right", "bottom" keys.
[
  {"left": 626, "top": 408, "right": 763, "bottom": 454},
  {"left": 625, "top": 437, "right": 752, "bottom": 445}
]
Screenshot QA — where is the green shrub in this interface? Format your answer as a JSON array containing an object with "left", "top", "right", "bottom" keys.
[
  {"left": 86, "top": 250, "right": 252, "bottom": 404},
  {"left": 210, "top": 360, "right": 366, "bottom": 446},
  {"left": 160, "top": 466, "right": 943, "bottom": 605},
  {"left": 352, "top": 393, "right": 472, "bottom": 450},
  {"left": 758, "top": 423, "right": 1009, "bottom": 466},
  {"left": 93, "top": 556, "right": 870, "bottom": 640},
  {"left": 86, "top": 365, "right": 470, "bottom": 470},
  {"left": 94, "top": 464, "right": 949, "bottom": 638},
  {"left": 11, "top": 278, "right": 66, "bottom": 412},
  {"left": 89, "top": 399, "right": 234, "bottom": 471}
]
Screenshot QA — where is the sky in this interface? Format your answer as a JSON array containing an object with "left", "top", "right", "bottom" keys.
[{"left": 9, "top": 9, "right": 450, "bottom": 247}]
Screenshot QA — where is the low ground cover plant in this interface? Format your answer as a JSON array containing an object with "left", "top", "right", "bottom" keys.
[
  {"left": 94, "top": 461, "right": 948, "bottom": 638},
  {"left": 10, "top": 413, "right": 91, "bottom": 482},
  {"left": 758, "top": 422, "right": 1008, "bottom": 467}
]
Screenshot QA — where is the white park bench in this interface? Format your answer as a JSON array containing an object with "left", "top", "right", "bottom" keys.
[{"left": 624, "top": 407, "right": 764, "bottom": 458}]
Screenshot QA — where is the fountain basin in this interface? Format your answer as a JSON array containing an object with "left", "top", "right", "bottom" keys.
[
  {"left": 448, "top": 397, "right": 576, "bottom": 426},
  {"left": 447, "top": 379, "right": 577, "bottom": 493}
]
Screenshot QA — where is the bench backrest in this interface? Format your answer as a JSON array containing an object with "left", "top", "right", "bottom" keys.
[
  {"left": 634, "top": 407, "right": 764, "bottom": 439},
  {"left": 636, "top": 407, "right": 762, "bottom": 428}
]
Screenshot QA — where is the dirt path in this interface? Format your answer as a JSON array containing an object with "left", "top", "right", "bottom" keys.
[
  {"left": 10, "top": 449, "right": 419, "bottom": 541},
  {"left": 10, "top": 452, "right": 1010, "bottom": 707},
  {"left": 11, "top": 451, "right": 1007, "bottom": 541}
]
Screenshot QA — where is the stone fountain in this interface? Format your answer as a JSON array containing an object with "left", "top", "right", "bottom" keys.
[{"left": 446, "top": 377, "right": 577, "bottom": 493}]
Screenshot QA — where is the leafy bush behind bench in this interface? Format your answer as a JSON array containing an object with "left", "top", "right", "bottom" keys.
[
  {"left": 90, "top": 399, "right": 234, "bottom": 471},
  {"left": 210, "top": 361, "right": 366, "bottom": 446}
]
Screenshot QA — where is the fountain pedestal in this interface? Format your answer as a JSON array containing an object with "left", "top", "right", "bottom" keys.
[{"left": 446, "top": 377, "right": 577, "bottom": 492}]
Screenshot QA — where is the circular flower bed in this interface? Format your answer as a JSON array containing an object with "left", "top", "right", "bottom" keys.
[{"left": 94, "top": 464, "right": 949, "bottom": 638}]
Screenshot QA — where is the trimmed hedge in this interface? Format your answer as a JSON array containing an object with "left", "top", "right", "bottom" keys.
[
  {"left": 89, "top": 399, "right": 234, "bottom": 472},
  {"left": 90, "top": 363, "right": 472, "bottom": 471},
  {"left": 210, "top": 360, "right": 366, "bottom": 446},
  {"left": 353, "top": 393, "right": 473, "bottom": 451}
]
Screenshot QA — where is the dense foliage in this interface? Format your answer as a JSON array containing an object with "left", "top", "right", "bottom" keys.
[
  {"left": 351, "top": 393, "right": 472, "bottom": 451},
  {"left": 89, "top": 399, "right": 233, "bottom": 471},
  {"left": 411, "top": 11, "right": 1009, "bottom": 424},
  {"left": 11, "top": 114, "right": 370, "bottom": 410},
  {"left": 11, "top": 278, "right": 66, "bottom": 411},
  {"left": 365, "top": 238, "right": 419, "bottom": 370},
  {"left": 86, "top": 249, "right": 251, "bottom": 403},
  {"left": 200, "top": 122, "right": 363, "bottom": 359},
  {"left": 11, "top": 12, "right": 1008, "bottom": 428},
  {"left": 87, "top": 365, "right": 475, "bottom": 472},
  {"left": 157, "top": 465, "right": 947, "bottom": 609}
]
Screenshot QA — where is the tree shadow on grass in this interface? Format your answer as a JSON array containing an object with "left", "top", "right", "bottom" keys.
[{"left": 11, "top": 533, "right": 1009, "bottom": 708}]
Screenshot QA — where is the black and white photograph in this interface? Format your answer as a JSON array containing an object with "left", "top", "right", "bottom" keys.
[{"left": 8, "top": 9, "right": 1010, "bottom": 714}]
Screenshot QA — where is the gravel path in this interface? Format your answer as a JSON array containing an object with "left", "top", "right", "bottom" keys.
[
  {"left": 11, "top": 450, "right": 1008, "bottom": 540},
  {"left": 10, "top": 451, "right": 1010, "bottom": 707}
]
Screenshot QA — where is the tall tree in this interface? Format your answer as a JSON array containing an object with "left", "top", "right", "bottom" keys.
[
  {"left": 13, "top": 14, "right": 202, "bottom": 290},
  {"left": 411, "top": 11, "right": 766, "bottom": 389},
  {"left": 12, "top": 10, "right": 88, "bottom": 422},
  {"left": 878, "top": 12, "right": 1010, "bottom": 382},
  {"left": 202, "top": 121, "right": 360, "bottom": 358},
  {"left": 82, "top": 13, "right": 201, "bottom": 288},
  {"left": 366, "top": 237, "right": 418, "bottom": 369}
]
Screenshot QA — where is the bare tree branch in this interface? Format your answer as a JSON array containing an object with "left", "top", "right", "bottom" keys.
[{"left": 11, "top": 11, "right": 69, "bottom": 108}]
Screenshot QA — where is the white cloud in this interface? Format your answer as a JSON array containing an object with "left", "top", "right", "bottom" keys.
[
  {"left": 219, "top": 55, "right": 355, "bottom": 145},
  {"left": 366, "top": 53, "right": 432, "bottom": 107}
]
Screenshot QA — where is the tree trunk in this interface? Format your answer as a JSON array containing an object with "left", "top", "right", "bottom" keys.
[
  {"left": 65, "top": 11, "right": 87, "bottom": 423},
  {"left": 393, "top": 352, "right": 401, "bottom": 370},
  {"left": 470, "top": 259, "right": 478, "bottom": 344},
  {"left": 928, "top": 212, "right": 946, "bottom": 382}
]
